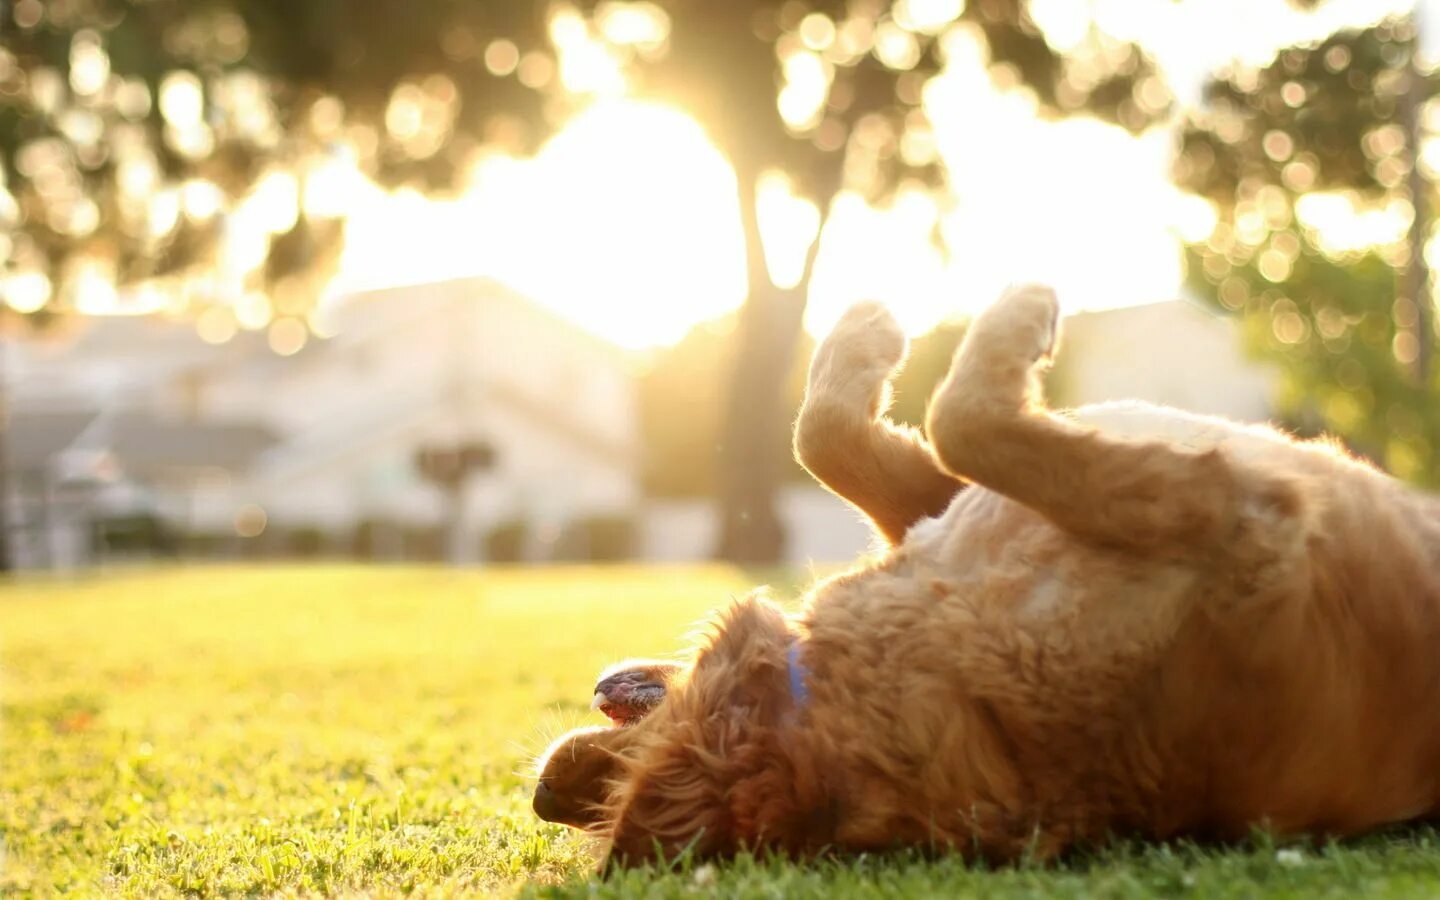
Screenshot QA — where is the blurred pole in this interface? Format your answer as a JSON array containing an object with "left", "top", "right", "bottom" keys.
[
  {"left": 1406, "top": 3, "right": 1433, "bottom": 384},
  {"left": 443, "top": 485, "right": 465, "bottom": 565}
]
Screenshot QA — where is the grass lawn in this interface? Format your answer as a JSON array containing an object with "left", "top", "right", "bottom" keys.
[{"left": 6, "top": 565, "right": 1440, "bottom": 897}]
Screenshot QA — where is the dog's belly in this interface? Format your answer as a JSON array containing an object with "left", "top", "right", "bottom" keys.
[
  {"left": 805, "top": 499, "right": 1206, "bottom": 850},
  {"left": 904, "top": 482, "right": 1199, "bottom": 638},
  {"left": 896, "top": 399, "right": 1303, "bottom": 648}
]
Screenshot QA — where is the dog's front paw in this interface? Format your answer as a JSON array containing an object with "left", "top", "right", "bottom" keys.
[{"left": 592, "top": 660, "right": 679, "bottom": 725}]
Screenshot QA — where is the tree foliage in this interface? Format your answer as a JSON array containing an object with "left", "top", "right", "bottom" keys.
[
  {"left": 0, "top": 2, "right": 564, "bottom": 327},
  {"left": 593, "top": 0, "right": 1173, "bottom": 560},
  {"left": 0, "top": 1, "right": 1172, "bottom": 325},
  {"left": 1175, "top": 19, "right": 1440, "bottom": 485}
]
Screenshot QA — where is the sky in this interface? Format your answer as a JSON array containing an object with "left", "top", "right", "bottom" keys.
[{"left": 332, "top": 0, "right": 1428, "bottom": 350}]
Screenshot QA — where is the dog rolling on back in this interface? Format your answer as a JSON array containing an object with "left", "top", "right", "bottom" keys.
[{"left": 536, "top": 286, "right": 1440, "bottom": 868}]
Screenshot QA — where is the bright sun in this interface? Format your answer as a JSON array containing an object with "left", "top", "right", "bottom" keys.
[
  {"left": 338, "top": 100, "right": 751, "bottom": 349},
  {"left": 335, "top": 92, "right": 1188, "bottom": 351}
]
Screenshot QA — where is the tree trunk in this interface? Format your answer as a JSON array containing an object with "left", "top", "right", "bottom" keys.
[{"left": 714, "top": 167, "right": 825, "bottom": 564}]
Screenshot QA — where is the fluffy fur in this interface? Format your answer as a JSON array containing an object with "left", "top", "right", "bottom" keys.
[{"left": 552, "top": 286, "right": 1440, "bottom": 867}]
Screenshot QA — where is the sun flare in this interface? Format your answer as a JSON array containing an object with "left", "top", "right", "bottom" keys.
[
  {"left": 336, "top": 93, "right": 1189, "bottom": 351},
  {"left": 338, "top": 100, "right": 749, "bottom": 349}
]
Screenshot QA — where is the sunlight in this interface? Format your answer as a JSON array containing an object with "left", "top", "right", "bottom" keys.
[
  {"left": 806, "top": 188, "right": 950, "bottom": 338},
  {"left": 756, "top": 171, "right": 821, "bottom": 290},
  {"left": 338, "top": 100, "right": 747, "bottom": 349},
  {"left": 488, "top": 101, "right": 746, "bottom": 346},
  {"left": 1294, "top": 192, "right": 1414, "bottom": 255},
  {"left": 338, "top": 86, "right": 1189, "bottom": 350}
]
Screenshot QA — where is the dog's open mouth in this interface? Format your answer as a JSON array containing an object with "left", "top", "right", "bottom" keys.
[
  {"left": 592, "top": 692, "right": 646, "bottom": 725},
  {"left": 592, "top": 669, "right": 668, "bottom": 726}
]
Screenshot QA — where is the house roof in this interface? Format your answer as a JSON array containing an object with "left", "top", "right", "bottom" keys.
[
  {"left": 107, "top": 416, "right": 280, "bottom": 475},
  {"left": 11, "top": 315, "right": 270, "bottom": 409},
  {"left": 334, "top": 276, "right": 627, "bottom": 363},
  {"left": 10, "top": 412, "right": 96, "bottom": 469},
  {"left": 8, "top": 411, "right": 277, "bottom": 477}
]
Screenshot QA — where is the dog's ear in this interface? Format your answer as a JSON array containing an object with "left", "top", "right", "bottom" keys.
[
  {"left": 599, "top": 724, "right": 729, "bottom": 871},
  {"left": 599, "top": 595, "right": 798, "bottom": 870},
  {"left": 686, "top": 593, "right": 794, "bottom": 719}
]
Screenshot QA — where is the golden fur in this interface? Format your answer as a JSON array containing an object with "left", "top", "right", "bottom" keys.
[{"left": 547, "top": 286, "right": 1440, "bottom": 867}]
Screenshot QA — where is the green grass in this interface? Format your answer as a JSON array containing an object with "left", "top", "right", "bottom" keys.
[{"left": 6, "top": 565, "right": 1440, "bottom": 898}]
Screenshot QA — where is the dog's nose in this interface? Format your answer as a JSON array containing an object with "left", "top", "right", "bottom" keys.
[{"left": 532, "top": 781, "right": 557, "bottom": 820}]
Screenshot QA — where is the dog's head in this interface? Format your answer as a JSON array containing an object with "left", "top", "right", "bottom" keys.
[
  {"left": 533, "top": 724, "right": 639, "bottom": 829},
  {"left": 534, "top": 660, "right": 685, "bottom": 827},
  {"left": 601, "top": 593, "right": 821, "bottom": 868}
]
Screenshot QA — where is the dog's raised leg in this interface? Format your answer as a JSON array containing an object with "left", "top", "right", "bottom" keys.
[
  {"left": 924, "top": 285, "right": 1299, "bottom": 561},
  {"left": 795, "top": 302, "right": 965, "bottom": 544}
]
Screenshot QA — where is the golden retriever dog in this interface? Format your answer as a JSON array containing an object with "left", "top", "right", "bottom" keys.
[{"left": 534, "top": 285, "right": 1440, "bottom": 867}]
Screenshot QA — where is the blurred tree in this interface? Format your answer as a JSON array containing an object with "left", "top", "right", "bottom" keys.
[
  {"left": 0, "top": 0, "right": 1174, "bottom": 566},
  {"left": 592, "top": 0, "right": 1174, "bottom": 561},
  {"left": 0, "top": 2, "right": 556, "bottom": 321},
  {"left": 639, "top": 313, "right": 810, "bottom": 499},
  {"left": 1175, "top": 18, "right": 1440, "bottom": 486}
]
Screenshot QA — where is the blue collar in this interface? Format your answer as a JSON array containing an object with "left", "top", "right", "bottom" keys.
[{"left": 787, "top": 641, "right": 811, "bottom": 708}]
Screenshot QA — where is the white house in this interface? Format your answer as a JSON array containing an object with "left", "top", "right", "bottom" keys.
[
  {"left": 1054, "top": 299, "right": 1277, "bottom": 422},
  {"left": 7, "top": 277, "right": 642, "bottom": 565},
  {"left": 194, "top": 277, "right": 641, "bottom": 561}
]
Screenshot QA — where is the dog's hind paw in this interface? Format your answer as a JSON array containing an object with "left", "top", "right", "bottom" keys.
[
  {"left": 970, "top": 284, "right": 1060, "bottom": 366},
  {"left": 803, "top": 301, "right": 908, "bottom": 424}
]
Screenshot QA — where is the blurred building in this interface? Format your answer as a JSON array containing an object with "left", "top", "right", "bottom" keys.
[
  {"left": 1054, "top": 299, "right": 1276, "bottom": 421},
  {"left": 7, "top": 278, "right": 640, "bottom": 567},
  {"left": 4, "top": 290, "right": 1277, "bottom": 571},
  {"left": 640, "top": 485, "right": 876, "bottom": 565}
]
